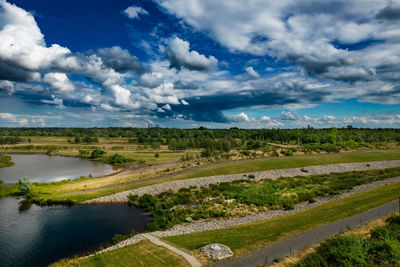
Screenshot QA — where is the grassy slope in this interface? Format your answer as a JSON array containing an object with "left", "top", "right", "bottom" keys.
[
  {"left": 172, "top": 151, "right": 400, "bottom": 180},
  {"left": 163, "top": 181, "right": 400, "bottom": 257},
  {"left": 50, "top": 240, "right": 188, "bottom": 267}
]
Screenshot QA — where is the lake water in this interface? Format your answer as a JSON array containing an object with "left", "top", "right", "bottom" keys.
[
  {"left": 0, "top": 197, "right": 149, "bottom": 267},
  {"left": 0, "top": 154, "right": 115, "bottom": 184}
]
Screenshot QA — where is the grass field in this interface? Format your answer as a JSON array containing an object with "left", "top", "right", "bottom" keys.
[
  {"left": 0, "top": 136, "right": 199, "bottom": 164},
  {"left": 50, "top": 240, "right": 188, "bottom": 267},
  {"left": 163, "top": 181, "right": 400, "bottom": 260},
  {"left": 172, "top": 151, "right": 400, "bottom": 180}
]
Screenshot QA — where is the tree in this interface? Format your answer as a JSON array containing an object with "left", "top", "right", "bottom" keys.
[
  {"left": 18, "top": 178, "right": 34, "bottom": 194},
  {"left": 91, "top": 148, "right": 106, "bottom": 159}
]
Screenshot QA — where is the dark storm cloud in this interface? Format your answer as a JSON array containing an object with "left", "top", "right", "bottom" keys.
[
  {"left": 377, "top": 4, "right": 400, "bottom": 20},
  {"left": 160, "top": 87, "right": 329, "bottom": 123},
  {"left": 173, "top": 80, "right": 199, "bottom": 90},
  {"left": 96, "top": 46, "right": 147, "bottom": 74},
  {"left": 0, "top": 60, "right": 38, "bottom": 83}
]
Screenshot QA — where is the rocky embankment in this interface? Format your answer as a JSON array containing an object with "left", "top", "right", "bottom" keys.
[{"left": 84, "top": 160, "right": 400, "bottom": 203}]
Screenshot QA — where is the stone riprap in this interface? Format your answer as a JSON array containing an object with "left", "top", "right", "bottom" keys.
[{"left": 84, "top": 160, "right": 400, "bottom": 203}]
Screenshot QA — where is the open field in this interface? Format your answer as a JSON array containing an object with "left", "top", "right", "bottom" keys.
[
  {"left": 50, "top": 240, "right": 188, "bottom": 267},
  {"left": 163, "top": 181, "right": 400, "bottom": 262},
  {"left": 0, "top": 136, "right": 198, "bottom": 164}
]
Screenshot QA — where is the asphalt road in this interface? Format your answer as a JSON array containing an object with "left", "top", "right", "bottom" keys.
[{"left": 210, "top": 199, "right": 400, "bottom": 267}]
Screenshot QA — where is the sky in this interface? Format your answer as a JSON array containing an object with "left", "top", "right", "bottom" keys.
[{"left": 0, "top": 0, "right": 400, "bottom": 128}]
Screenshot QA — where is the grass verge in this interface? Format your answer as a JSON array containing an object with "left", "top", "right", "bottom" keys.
[
  {"left": 163, "top": 181, "right": 400, "bottom": 259},
  {"left": 50, "top": 240, "right": 188, "bottom": 267}
]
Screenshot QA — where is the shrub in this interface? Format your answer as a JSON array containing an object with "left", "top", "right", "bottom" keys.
[
  {"left": 248, "top": 174, "right": 256, "bottom": 179},
  {"left": 155, "top": 152, "right": 159, "bottom": 158},
  {"left": 368, "top": 239, "right": 400, "bottom": 265},
  {"left": 91, "top": 148, "right": 105, "bottom": 159},
  {"left": 270, "top": 150, "right": 279, "bottom": 157},
  {"left": 18, "top": 178, "right": 34, "bottom": 194},
  {"left": 79, "top": 149, "right": 90, "bottom": 157},
  {"left": 299, "top": 235, "right": 367, "bottom": 266},
  {"left": 108, "top": 153, "right": 131, "bottom": 165},
  {"left": 280, "top": 150, "right": 293, "bottom": 157},
  {"left": 127, "top": 194, "right": 139, "bottom": 206}
]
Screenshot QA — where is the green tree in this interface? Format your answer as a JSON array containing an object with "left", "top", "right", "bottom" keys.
[
  {"left": 18, "top": 178, "right": 34, "bottom": 194},
  {"left": 91, "top": 148, "right": 106, "bottom": 159}
]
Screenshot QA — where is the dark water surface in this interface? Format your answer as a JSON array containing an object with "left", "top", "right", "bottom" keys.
[
  {"left": 0, "top": 154, "right": 115, "bottom": 184},
  {"left": 0, "top": 197, "right": 149, "bottom": 267}
]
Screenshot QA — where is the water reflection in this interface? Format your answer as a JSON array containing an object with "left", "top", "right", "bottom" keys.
[
  {"left": 18, "top": 199, "right": 33, "bottom": 212},
  {"left": 0, "top": 197, "right": 148, "bottom": 267},
  {"left": 0, "top": 154, "right": 115, "bottom": 184}
]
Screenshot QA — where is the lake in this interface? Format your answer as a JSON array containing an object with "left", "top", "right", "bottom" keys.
[
  {"left": 0, "top": 197, "right": 149, "bottom": 267},
  {"left": 0, "top": 154, "right": 115, "bottom": 184}
]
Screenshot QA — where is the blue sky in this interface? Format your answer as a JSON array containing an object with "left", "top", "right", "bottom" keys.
[{"left": 0, "top": 0, "right": 400, "bottom": 128}]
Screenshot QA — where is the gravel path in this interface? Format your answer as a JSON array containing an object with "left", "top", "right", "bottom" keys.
[{"left": 84, "top": 160, "right": 400, "bottom": 203}]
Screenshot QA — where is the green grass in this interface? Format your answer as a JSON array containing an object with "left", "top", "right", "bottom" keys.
[
  {"left": 0, "top": 153, "right": 13, "bottom": 168},
  {"left": 173, "top": 151, "right": 400, "bottom": 180},
  {"left": 50, "top": 240, "right": 188, "bottom": 267},
  {"left": 163, "top": 181, "right": 400, "bottom": 256}
]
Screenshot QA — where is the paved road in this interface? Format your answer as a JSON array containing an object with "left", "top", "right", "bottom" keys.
[{"left": 210, "top": 199, "right": 400, "bottom": 267}]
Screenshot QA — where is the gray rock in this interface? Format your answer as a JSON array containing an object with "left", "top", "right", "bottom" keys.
[{"left": 199, "top": 243, "right": 233, "bottom": 260}]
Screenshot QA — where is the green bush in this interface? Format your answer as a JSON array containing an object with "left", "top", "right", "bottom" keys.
[
  {"left": 91, "top": 148, "right": 105, "bottom": 159},
  {"left": 18, "top": 178, "right": 34, "bottom": 194},
  {"left": 107, "top": 153, "right": 131, "bottom": 165}
]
